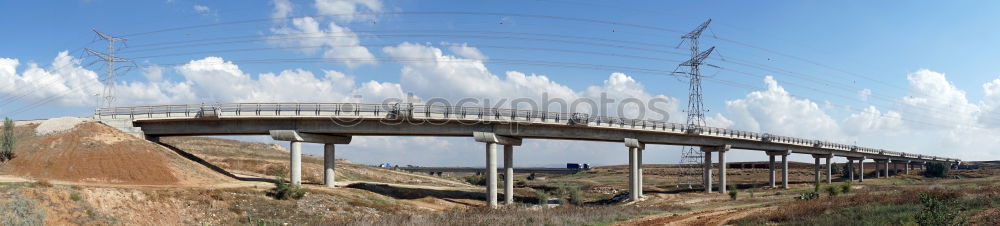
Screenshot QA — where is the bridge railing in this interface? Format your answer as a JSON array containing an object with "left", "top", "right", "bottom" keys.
[{"left": 94, "top": 103, "right": 954, "bottom": 162}]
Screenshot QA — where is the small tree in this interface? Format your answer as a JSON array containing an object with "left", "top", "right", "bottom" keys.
[
  {"left": 916, "top": 193, "right": 956, "bottom": 226},
  {"left": 727, "top": 185, "right": 738, "bottom": 200},
  {"left": 841, "top": 163, "right": 853, "bottom": 178},
  {"left": 924, "top": 163, "right": 949, "bottom": 178},
  {"left": 1, "top": 117, "right": 14, "bottom": 162}
]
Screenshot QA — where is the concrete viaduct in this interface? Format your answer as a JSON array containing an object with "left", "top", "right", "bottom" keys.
[{"left": 95, "top": 103, "right": 961, "bottom": 208}]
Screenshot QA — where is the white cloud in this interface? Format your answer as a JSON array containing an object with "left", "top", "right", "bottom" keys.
[
  {"left": 724, "top": 76, "right": 842, "bottom": 140},
  {"left": 193, "top": 5, "right": 210, "bottom": 13},
  {"left": 445, "top": 43, "right": 487, "bottom": 60},
  {"left": 901, "top": 69, "right": 979, "bottom": 128},
  {"left": 314, "top": 0, "right": 382, "bottom": 23},
  {"left": 979, "top": 77, "right": 1000, "bottom": 127},
  {"left": 269, "top": 15, "right": 376, "bottom": 67},
  {"left": 0, "top": 51, "right": 102, "bottom": 106},
  {"left": 271, "top": 0, "right": 293, "bottom": 19},
  {"left": 842, "top": 106, "right": 904, "bottom": 136},
  {"left": 858, "top": 88, "right": 871, "bottom": 101}
]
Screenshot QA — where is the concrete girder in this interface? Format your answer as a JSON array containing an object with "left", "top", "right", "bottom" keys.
[{"left": 473, "top": 131, "right": 523, "bottom": 146}]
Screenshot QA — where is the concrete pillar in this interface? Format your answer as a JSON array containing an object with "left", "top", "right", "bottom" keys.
[
  {"left": 825, "top": 157, "right": 832, "bottom": 184},
  {"left": 704, "top": 151, "right": 713, "bottom": 193},
  {"left": 848, "top": 160, "right": 855, "bottom": 181},
  {"left": 781, "top": 154, "right": 789, "bottom": 189},
  {"left": 905, "top": 161, "right": 911, "bottom": 175},
  {"left": 718, "top": 149, "right": 727, "bottom": 194},
  {"left": 629, "top": 147, "right": 639, "bottom": 201},
  {"left": 768, "top": 155, "right": 776, "bottom": 188},
  {"left": 875, "top": 160, "right": 881, "bottom": 178},
  {"left": 884, "top": 160, "right": 890, "bottom": 177},
  {"left": 486, "top": 142, "right": 498, "bottom": 209},
  {"left": 638, "top": 148, "right": 644, "bottom": 197},
  {"left": 503, "top": 145, "right": 514, "bottom": 205},
  {"left": 859, "top": 159, "right": 865, "bottom": 182},
  {"left": 324, "top": 144, "right": 336, "bottom": 188},
  {"left": 290, "top": 141, "right": 302, "bottom": 186},
  {"left": 813, "top": 157, "right": 821, "bottom": 185}
]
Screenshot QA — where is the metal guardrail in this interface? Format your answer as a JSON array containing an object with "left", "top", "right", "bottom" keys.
[{"left": 94, "top": 102, "right": 957, "bottom": 162}]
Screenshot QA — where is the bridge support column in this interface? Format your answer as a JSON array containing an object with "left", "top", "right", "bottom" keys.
[
  {"left": 638, "top": 148, "right": 644, "bottom": 198},
  {"left": 703, "top": 145, "right": 730, "bottom": 194},
  {"left": 875, "top": 160, "right": 881, "bottom": 178},
  {"left": 847, "top": 160, "right": 855, "bottom": 181},
  {"left": 324, "top": 144, "right": 336, "bottom": 188},
  {"left": 884, "top": 160, "right": 890, "bottom": 177},
  {"left": 485, "top": 142, "right": 498, "bottom": 209},
  {"left": 813, "top": 156, "right": 821, "bottom": 185},
  {"left": 782, "top": 153, "right": 789, "bottom": 189},
  {"left": 906, "top": 161, "right": 911, "bottom": 175},
  {"left": 269, "top": 130, "right": 352, "bottom": 187},
  {"left": 624, "top": 138, "right": 644, "bottom": 201},
  {"left": 504, "top": 144, "right": 514, "bottom": 205},
  {"left": 703, "top": 151, "right": 713, "bottom": 193},
  {"left": 825, "top": 156, "right": 833, "bottom": 184},
  {"left": 859, "top": 158, "right": 865, "bottom": 182},
  {"left": 767, "top": 150, "right": 792, "bottom": 189},
  {"left": 290, "top": 141, "right": 302, "bottom": 186},
  {"left": 473, "top": 132, "right": 522, "bottom": 209},
  {"left": 847, "top": 156, "right": 864, "bottom": 182},
  {"left": 768, "top": 155, "right": 776, "bottom": 188}
]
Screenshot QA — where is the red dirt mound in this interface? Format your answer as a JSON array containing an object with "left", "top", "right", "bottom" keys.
[{"left": 0, "top": 121, "right": 230, "bottom": 186}]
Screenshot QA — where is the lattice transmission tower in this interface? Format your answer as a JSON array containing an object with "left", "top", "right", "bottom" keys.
[
  {"left": 85, "top": 29, "right": 131, "bottom": 109},
  {"left": 676, "top": 19, "right": 715, "bottom": 189}
]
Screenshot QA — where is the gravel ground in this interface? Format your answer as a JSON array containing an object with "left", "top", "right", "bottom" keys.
[{"left": 34, "top": 117, "right": 92, "bottom": 135}]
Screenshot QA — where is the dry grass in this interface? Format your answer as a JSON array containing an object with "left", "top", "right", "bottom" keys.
[
  {"left": 738, "top": 184, "right": 1000, "bottom": 224},
  {"left": 334, "top": 205, "right": 685, "bottom": 226}
]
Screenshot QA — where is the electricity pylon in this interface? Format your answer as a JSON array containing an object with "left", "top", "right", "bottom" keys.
[
  {"left": 85, "top": 29, "right": 130, "bottom": 109},
  {"left": 677, "top": 19, "right": 715, "bottom": 189}
]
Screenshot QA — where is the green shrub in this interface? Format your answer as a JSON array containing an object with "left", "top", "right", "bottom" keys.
[
  {"left": 515, "top": 180, "right": 527, "bottom": 187},
  {"left": 840, "top": 182, "right": 852, "bottom": 194},
  {"left": 1, "top": 117, "right": 15, "bottom": 162},
  {"left": 728, "top": 185, "right": 738, "bottom": 200},
  {"left": 70, "top": 192, "right": 82, "bottom": 201},
  {"left": 568, "top": 187, "right": 584, "bottom": 206},
  {"left": 267, "top": 177, "right": 306, "bottom": 200},
  {"left": 824, "top": 185, "right": 841, "bottom": 197},
  {"left": 841, "top": 163, "right": 853, "bottom": 178},
  {"left": 463, "top": 175, "right": 487, "bottom": 186},
  {"left": 915, "top": 193, "right": 956, "bottom": 226},
  {"left": 924, "top": 163, "right": 949, "bottom": 178},
  {"left": 535, "top": 190, "right": 550, "bottom": 205}
]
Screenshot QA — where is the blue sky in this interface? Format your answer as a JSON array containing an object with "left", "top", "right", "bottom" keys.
[{"left": 1, "top": 1, "right": 999, "bottom": 166}]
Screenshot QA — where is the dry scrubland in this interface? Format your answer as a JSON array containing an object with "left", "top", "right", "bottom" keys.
[{"left": 0, "top": 119, "right": 997, "bottom": 225}]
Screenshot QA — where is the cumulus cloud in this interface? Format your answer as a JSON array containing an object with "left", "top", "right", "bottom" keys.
[
  {"left": 724, "top": 76, "right": 842, "bottom": 140},
  {"left": 0, "top": 51, "right": 102, "bottom": 106},
  {"left": 314, "top": 0, "right": 382, "bottom": 23},
  {"left": 271, "top": 0, "right": 293, "bottom": 19},
  {"left": 383, "top": 42, "right": 681, "bottom": 120},
  {"left": 842, "top": 106, "right": 904, "bottom": 136},
  {"left": 901, "top": 69, "right": 979, "bottom": 128},
  {"left": 268, "top": 0, "right": 377, "bottom": 68}
]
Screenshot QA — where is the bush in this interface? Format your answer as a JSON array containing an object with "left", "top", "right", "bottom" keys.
[
  {"left": 798, "top": 192, "right": 819, "bottom": 200},
  {"left": 0, "top": 117, "right": 15, "bottom": 162},
  {"left": 568, "top": 187, "right": 584, "bottom": 206},
  {"left": 33, "top": 180, "right": 53, "bottom": 188},
  {"left": 70, "top": 192, "right": 82, "bottom": 201},
  {"left": 924, "top": 163, "right": 950, "bottom": 178},
  {"left": 267, "top": 177, "right": 306, "bottom": 200},
  {"left": 535, "top": 190, "right": 550, "bottom": 205},
  {"left": 915, "top": 193, "right": 956, "bottom": 226},
  {"left": 841, "top": 163, "right": 853, "bottom": 178},
  {"left": 824, "top": 186, "right": 841, "bottom": 197},
  {"left": 728, "top": 185, "right": 738, "bottom": 200},
  {"left": 463, "top": 175, "right": 487, "bottom": 186},
  {"left": 840, "top": 182, "right": 852, "bottom": 194}
]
